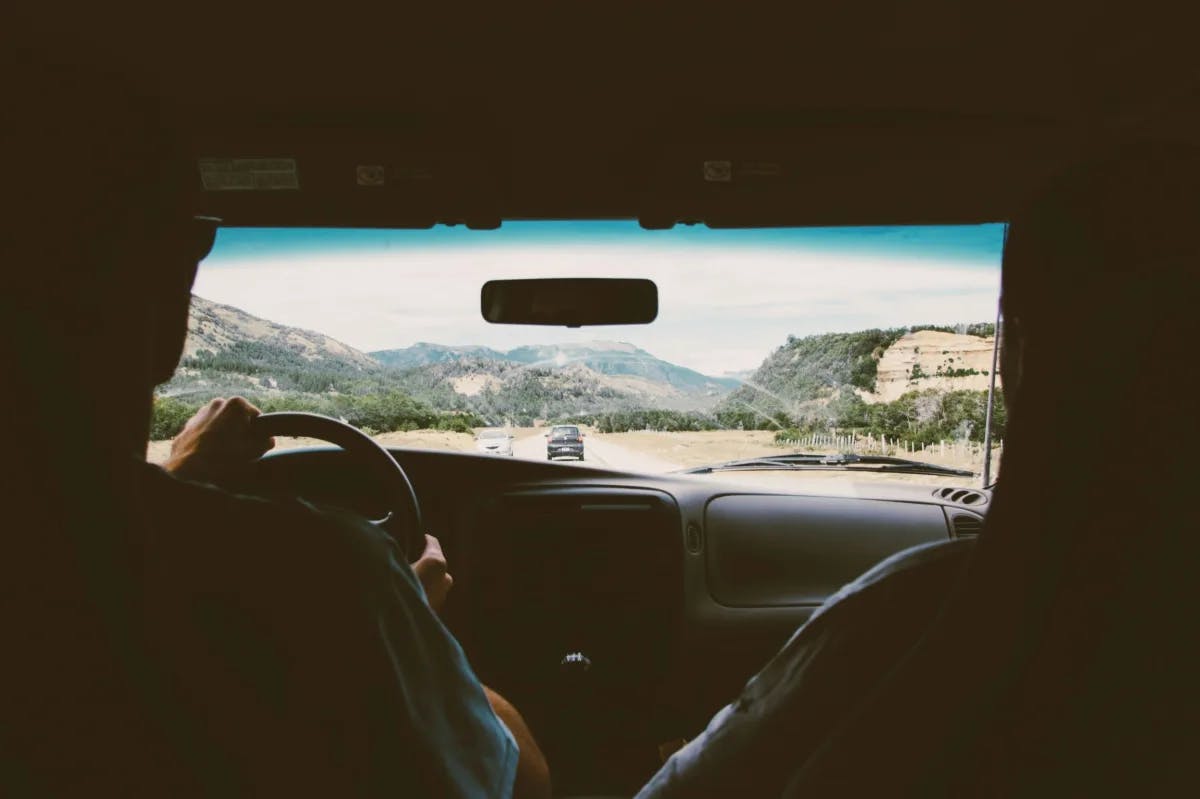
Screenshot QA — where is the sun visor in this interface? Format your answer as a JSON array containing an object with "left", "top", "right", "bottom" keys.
[
  {"left": 183, "top": 113, "right": 506, "bottom": 228},
  {"left": 636, "top": 112, "right": 1071, "bottom": 228}
]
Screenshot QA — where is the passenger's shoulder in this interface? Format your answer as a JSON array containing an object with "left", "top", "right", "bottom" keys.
[
  {"left": 858, "top": 538, "right": 975, "bottom": 587},
  {"left": 814, "top": 539, "right": 975, "bottom": 623}
]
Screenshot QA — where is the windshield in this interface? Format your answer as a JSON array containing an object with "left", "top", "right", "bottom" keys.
[{"left": 150, "top": 222, "right": 1006, "bottom": 489}]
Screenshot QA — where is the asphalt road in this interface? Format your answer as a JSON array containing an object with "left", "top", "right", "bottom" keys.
[{"left": 510, "top": 432, "right": 683, "bottom": 473}]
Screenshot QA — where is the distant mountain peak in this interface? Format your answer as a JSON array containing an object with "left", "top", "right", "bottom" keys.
[
  {"left": 368, "top": 339, "right": 740, "bottom": 406},
  {"left": 576, "top": 340, "right": 640, "bottom": 353},
  {"left": 369, "top": 342, "right": 509, "bottom": 369}
]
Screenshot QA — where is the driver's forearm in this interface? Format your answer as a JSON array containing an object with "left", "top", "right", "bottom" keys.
[{"left": 484, "top": 685, "right": 551, "bottom": 799}]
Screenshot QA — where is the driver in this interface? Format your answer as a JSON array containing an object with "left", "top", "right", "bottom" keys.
[
  {"left": 159, "top": 396, "right": 550, "bottom": 797},
  {"left": 5, "top": 64, "right": 549, "bottom": 797}
]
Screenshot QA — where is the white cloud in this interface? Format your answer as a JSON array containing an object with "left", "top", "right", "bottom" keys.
[{"left": 194, "top": 243, "right": 999, "bottom": 374}]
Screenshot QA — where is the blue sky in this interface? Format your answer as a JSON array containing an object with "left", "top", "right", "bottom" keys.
[
  {"left": 195, "top": 222, "right": 1005, "bottom": 375},
  {"left": 209, "top": 222, "right": 1005, "bottom": 263}
]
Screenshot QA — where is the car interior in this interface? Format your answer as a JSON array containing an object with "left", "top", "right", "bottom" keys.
[{"left": 9, "top": 4, "right": 1198, "bottom": 797}]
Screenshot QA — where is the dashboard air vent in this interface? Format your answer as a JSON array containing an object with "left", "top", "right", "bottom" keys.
[
  {"left": 951, "top": 513, "right": 985, "bottom": 539},
  {"left": 934, "top": 486, "right": 987, "bottom": 506}
]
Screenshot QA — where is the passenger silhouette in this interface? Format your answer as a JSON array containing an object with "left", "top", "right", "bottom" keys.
[{"left": 637, "top": 142, "right": 1199, "bottom": 797}]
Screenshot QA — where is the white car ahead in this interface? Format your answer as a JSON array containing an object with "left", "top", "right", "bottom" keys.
[{"left": 475, "top": 428, "right": 515, "bottom": 456}]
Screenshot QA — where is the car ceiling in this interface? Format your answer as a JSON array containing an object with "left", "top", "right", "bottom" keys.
[{"left": 11, "top": 3, "right": 1200, "bottom": 227}]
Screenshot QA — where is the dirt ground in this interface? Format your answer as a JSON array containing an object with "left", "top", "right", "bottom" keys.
[
  {"left": 598, "top": 429, "right": 998, "bottom": 474},
  {"left": 147, "top": 429, "right": 480, "bottom": 464},
  {"left": 599, "top": 430, "right": 782, "bottom": 468}
]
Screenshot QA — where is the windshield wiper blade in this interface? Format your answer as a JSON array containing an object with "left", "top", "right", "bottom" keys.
[{"left": 681, "top": 452, "right": 975, "bottom": 477}]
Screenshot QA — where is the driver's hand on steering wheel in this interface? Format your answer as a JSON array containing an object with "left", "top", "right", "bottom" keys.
[
  {"left": 163, "top": 396, "right": 275, "bottom": 483},
  {"left": 412, "top": 534, "right": 453, "bottom": 615}
]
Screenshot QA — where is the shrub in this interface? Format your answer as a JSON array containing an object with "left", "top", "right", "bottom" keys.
[
  {"left": 150, "top": 396, "right": 200, "bottom": 439},
  {"left": 774, "top": 428, "right": 800, "bottom": 444},
  {"left": 594, "top": 408, "right": 724, "bottom": 434},
  {"left": 435, "top": 414, "right": 476, "bottom": 434},
  {"left": 832, "top": 388, "right": 1006, "bottom": 445}
]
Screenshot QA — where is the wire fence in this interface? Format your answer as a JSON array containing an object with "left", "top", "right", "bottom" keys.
[{"left": 773, "top": 432, "right": 1003, "bottom": 463}]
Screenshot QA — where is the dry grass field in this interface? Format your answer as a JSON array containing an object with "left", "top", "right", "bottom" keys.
[
  {"left": 598, "top": 429, "right": 997, "bottom": 475},
  {"left": 148, "top": 426, "right": 999, "bottom": 487}
]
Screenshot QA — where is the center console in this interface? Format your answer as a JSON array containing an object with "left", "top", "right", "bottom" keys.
[{"left": 462, "top": 487, "right": 683, "bottom": 795}]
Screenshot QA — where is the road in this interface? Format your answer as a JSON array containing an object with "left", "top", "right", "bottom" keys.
[{"left": 510, "top": 432, "right": 683, "bottom": 473}]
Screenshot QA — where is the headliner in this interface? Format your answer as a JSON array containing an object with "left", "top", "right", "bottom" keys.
[{"left": 9, "top": 2, "right": 1199, "bottom": 226}]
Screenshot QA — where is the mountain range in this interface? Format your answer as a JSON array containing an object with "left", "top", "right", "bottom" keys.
[
  {"left": 168, "top": 297, "right": 740, "bottom": 422},
  {"left": 167, "top": 297, "right": 997, "bottom": 429},
  {"left": 372, "top": 341, "right": 740, "bottom": 395}
]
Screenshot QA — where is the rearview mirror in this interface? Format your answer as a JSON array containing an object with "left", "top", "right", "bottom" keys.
[{"left": 481, "top": 278, "right": 658, "bottom": 327}]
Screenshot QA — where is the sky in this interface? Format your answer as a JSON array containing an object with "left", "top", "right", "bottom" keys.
[{"left": 194, "top": 222, "right": 1005, "bottom": 376}]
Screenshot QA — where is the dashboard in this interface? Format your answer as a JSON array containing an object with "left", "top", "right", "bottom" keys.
[{"left": 244, "top": 446, "right": 987, "bottom": 795}]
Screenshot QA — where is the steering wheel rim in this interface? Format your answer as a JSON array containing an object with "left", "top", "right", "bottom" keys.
[{"left": 250, "top": 412, "right": 425, "bottom": 561}]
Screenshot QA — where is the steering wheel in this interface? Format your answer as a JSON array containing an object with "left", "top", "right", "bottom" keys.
[{"left": 250, "top": 412, "right": 425, "bottom": 562}]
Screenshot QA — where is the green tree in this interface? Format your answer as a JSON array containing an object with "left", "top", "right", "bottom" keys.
[{"left": 150, "top": 396, "right": 200, "bottom": 439}]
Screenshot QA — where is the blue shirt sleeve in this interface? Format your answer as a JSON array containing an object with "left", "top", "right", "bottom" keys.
[
  {"left": 635, "top": 540, "right": 971, "bottom": 799},
  {"left": 331, "top": 510, "right": 519, "bottom": 798},
  {"left": 138, "top": 463, "right": 516, "bottom": 796}
]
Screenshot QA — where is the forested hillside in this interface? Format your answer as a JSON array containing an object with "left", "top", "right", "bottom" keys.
[
  {"left": 386, "top": 358, "right": 633, "bottom": 426},
  {"left": 580, "top": 323, "right": 1004, "bottom": 446},
  {"left": 157, "top": 298, "right": 480, "bottom": 438},
  {"left": 373, "top": 340, "right": 737, "bottom": 405},
  {"left": 715, "top": 323, "right": 995, "bottom": 424}
]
